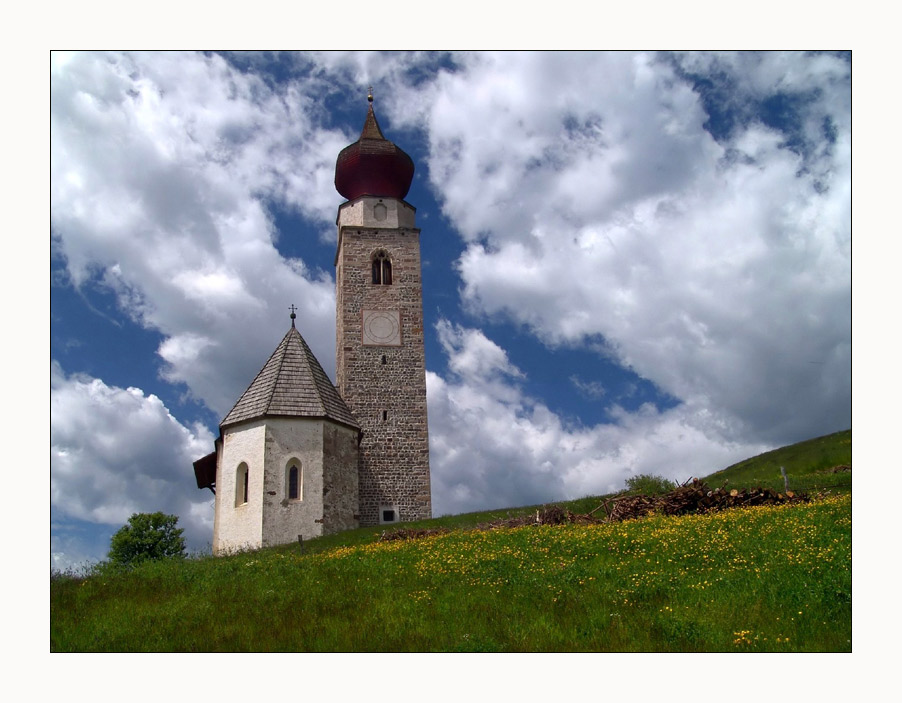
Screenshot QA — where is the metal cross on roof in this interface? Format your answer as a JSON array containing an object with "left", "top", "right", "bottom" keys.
[{"left": 289, "top": 304, "right": 297, "bottom": 327}]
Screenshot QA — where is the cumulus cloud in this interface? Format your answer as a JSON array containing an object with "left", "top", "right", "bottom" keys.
[
  {"left": 51, "top": 361, "right": 216, "bottom": 559},
  {"left": 51, "top": 51, "right": 350, "bottom": 415},
  {"left": 400, "top": 51, "right": 850, "bottom": 446},
  {"left": 427, "top": 321, "right": 769, "bottom": 517}
]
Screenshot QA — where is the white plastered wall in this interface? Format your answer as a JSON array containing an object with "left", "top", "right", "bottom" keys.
[
  {"left": 337, "top": 196, "right": 416, "bottom": 229},
  {"left": 213, "top": 420, "right": 266, "bottom": 555}
]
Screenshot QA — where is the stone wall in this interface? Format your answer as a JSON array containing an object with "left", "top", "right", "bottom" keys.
[
  {"left": 261, "top": 418, "right": 327, "bottom": 546},
  {"left": 321, "top": 422, "right": 361, "bottom": 534},
  {"left": 336, "top": 196, "right": 432, "bottom": 525}
]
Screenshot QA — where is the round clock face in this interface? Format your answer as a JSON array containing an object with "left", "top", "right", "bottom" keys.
[{"left": 363, "top": 310, "right": 401, "bottom": 346}]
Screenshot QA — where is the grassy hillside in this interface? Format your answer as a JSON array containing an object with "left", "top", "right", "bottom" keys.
[
  {"left": 50, "top": 429, "right": 851, "bottom": 652},
  {"left": 705, "top": 429, "right": 851, "bottom": 494}
]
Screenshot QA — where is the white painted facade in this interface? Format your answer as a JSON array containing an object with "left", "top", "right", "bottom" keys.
[
  {"left": 213, "top": 421, "right": 266, "bottom": 554},
  {"left": 213, "top": 417, "right": 359, "bottom": 555}
]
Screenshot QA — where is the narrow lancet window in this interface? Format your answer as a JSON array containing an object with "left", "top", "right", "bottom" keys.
[
  {"left": 372, "top": 251, "right": 392, "bottom": 285},
  {"left": 286, "top": 459, "right": 302, "bottom": 501},
  {"left": 288, "top": 466, "right": 299, "bottom": 500},
  {"left": 236, "top": 463, "right": 249, "bottom": 507}
]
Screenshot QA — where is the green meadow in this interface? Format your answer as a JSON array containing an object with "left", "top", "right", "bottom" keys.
[{"left": 50, "top": 429, "right": 851, "bottom": 652}]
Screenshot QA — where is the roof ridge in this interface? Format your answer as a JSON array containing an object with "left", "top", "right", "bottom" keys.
[
  {"left": 288, "top": 327, "right": 327, "bottom": 417},
  {"left": 265, "top": 330, "right": 292, "bottom": 414},
  {"left": 220, "top": 326, "right": 358, "bottom": 430},
  {"left": 303, "top": 332, "right": 330, "bottom": 416},
  {"left": 218, "top": 336, "right": 284, "bottom": 426}
]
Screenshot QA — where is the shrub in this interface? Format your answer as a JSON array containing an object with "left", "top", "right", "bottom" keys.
[
  {"left": 625, "top": 473, "right": 676, "bottom": 496},
  {"left": 108, "top": 512, "right": 186, "bottom": 567}
]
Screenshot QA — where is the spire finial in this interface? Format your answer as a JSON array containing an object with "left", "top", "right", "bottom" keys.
[
  {"left": 289, "top": 304, "right": 297, "bottom": 328},
  {"left": 367, "top": 86, "right": 373, "bottom": 103}
]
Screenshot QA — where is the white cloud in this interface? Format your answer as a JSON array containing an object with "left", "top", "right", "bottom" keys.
[
  {"left": 436, "top": 318, "right": 523, "bottom": 382},
  {"left": 51, "top": 51, "right": 349, "bottom": 416},
  {"left": 51, "top": 361, "right": 216, "bottom": 561},
  {"left": 402, "top": 51, "right": 850, "bottom": 445},
  {"left": 570, "top": 375, "right": 606, "bottom": 399},
  {"left": 427, "top": 321, "right": 769, "bottom": 517}
]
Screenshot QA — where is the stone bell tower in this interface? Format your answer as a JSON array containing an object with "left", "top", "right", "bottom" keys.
[{"left": 334, "top": 92, "right": 432, "bottom": 526}]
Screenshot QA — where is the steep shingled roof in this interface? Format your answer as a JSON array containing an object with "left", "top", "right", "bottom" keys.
[
  {"left": 359, "top": 100, "right": 386, "bottom": 140},
  {"left": 220, "top": 327, "right": 358, "bottom": 430}
]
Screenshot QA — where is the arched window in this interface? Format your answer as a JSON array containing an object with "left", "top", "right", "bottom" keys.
[
  {"left": 372, "top": 251, "right": 392, "bottom": 285},
  {"left": 286, "top": 459, "right": 302, "bottom": 501},
  {"left": 235, "top": 462, "right": 249, "bottom": 507}
]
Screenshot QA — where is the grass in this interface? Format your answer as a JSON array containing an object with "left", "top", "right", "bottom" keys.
[
  {"left": 706, "top": 428, "right": 851, "bottom": 494},
  {"left": 50, "top": 429, "right": 852, "bottom": 652}
]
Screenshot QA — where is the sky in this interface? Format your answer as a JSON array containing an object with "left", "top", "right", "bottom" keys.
[{"left": 50, "top": 51, "right": 851, "bottom": 570}]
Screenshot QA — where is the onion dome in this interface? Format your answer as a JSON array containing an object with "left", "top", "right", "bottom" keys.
[{"left": 335, "top": 93, "right": 414, "bottom": 201}]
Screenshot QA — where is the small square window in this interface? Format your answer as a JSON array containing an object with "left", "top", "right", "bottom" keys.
[{"left": 379, "top": 505, "right": 399, "bottom": 524}]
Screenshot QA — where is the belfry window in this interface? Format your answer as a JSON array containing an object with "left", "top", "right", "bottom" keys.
[
  {"left": 286, "top": 459, "right": 302, "bottom": 501},
  {"left": 372, "top": 251, "right": 392, "bottom": 285},
  {"left": 236, "top": 462, "right": 249, "bottom": 507}
]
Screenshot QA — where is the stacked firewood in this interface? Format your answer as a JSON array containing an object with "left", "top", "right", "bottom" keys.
[
  {"left": 477, "top": 479, "right": 809, "bottom": 530},
  {"left": 597, "top": 478, "right": 809, "bottom": 523},
  {"left": 377, "top": 479, "right": 811, "bottom": 541}
]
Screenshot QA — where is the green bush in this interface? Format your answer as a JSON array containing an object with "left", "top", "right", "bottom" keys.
[
  {"left": 625, "top": 473, "right": 676, "bottom": 496},
  {"left": 108, "top": 512, "right": 186, "bottom": 567}
]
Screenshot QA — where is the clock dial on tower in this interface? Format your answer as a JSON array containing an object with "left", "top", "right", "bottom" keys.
[{"left": 362, "top": 310, "right": 402, "bottom": 346}]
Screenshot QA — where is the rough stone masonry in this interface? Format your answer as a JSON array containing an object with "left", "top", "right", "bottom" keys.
[{"left": 335, "top": 196, "right": 432, "bottom": 526}]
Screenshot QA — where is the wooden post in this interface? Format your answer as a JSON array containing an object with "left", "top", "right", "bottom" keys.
[{"left": 780, "top": 466, "right": 790, "bottom": 492}]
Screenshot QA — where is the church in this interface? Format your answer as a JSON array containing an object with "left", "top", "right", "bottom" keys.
[{"left": 193, "top": 94, "right": 432, "bottom": 554}]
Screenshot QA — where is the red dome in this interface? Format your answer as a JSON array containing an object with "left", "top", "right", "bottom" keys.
[{"left": 335, "top": 101, "right": 414, "bottom": 201}]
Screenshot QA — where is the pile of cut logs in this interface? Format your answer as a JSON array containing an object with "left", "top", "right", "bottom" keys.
[
  {"left": 594, "top": 478, "right": 809, "bottom": 523},
  {"left": 377, "top": 479, "right": 811, "bottom": 541},
  {"left": 476, "top": 478, "right": 809, "bottom": 530}
]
